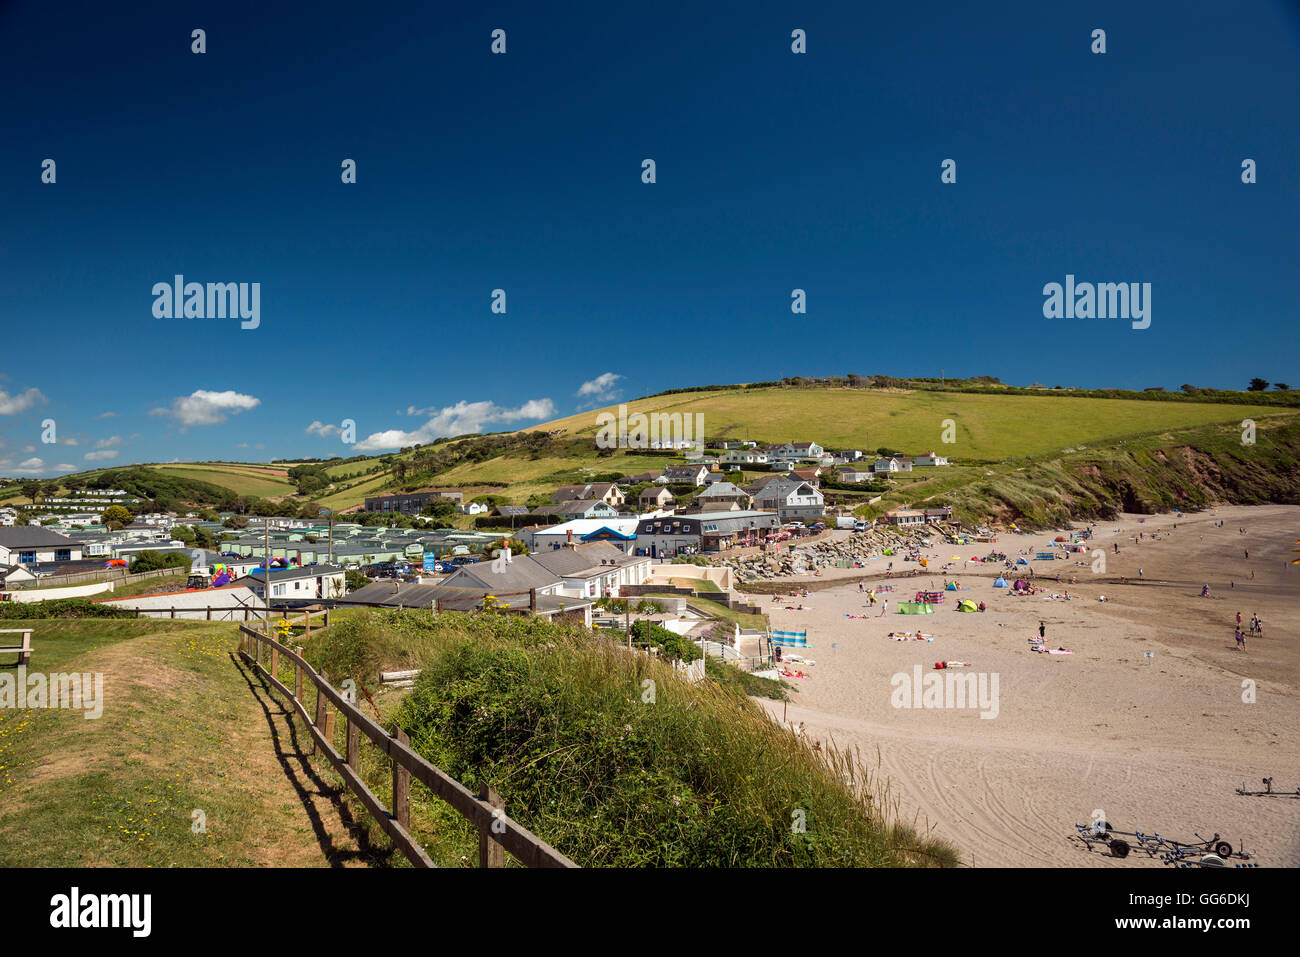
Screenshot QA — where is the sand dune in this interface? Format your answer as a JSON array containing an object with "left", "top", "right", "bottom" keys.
[{"left": 756, "top": 505, "right": 1300, "bottom": 867}]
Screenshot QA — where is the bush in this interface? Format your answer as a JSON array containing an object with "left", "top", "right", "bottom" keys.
[
  {"left": 128, "top": 551, "right": 192, "bottom": 574},
  {"left": 0, "top": 599, "right": 136, "bottom": 619},
  {"left": 371, "top": 614, "right": 958, "bottom": 867}
]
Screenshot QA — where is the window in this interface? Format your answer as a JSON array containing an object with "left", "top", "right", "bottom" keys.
[
  {"left": 19, "top": 551, "right": 36, "bottom": 564},
  {"left": 55, "top": 549, "right": 71, "bottom": 561}
]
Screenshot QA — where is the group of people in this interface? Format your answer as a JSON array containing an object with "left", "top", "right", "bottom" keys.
[{"left": 1233, "top": 611, "right": 1263, "bottom": 649}]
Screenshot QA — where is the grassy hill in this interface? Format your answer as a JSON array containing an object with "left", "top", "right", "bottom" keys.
[
  {"left": 9, "top": 381, "right": 1298, "bottom": 522},
  {"left": 530, "top": 386, "right": 1293, "bottom": 461}
]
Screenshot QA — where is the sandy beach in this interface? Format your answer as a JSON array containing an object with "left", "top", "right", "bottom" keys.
[{"left": 756, "top": 505, "right": 1300, "bottom": 867}]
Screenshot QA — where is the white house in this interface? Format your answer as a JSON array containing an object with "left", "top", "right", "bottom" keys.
[
  {"left": 0, "top": 528, "right": 85, "bottom": 566},
  {"left": 719, "top": 449, "right": 769, "bottom": 467},
  {"left": 872, "top": 456, "right": 913, "bottom": 474},
  {"left": 751, "top": 477, "right": 825, "bottom": 521},
  {"left": 914, "top": 451, "right": 951, "bottom": 467},
  {"left": 236, "top": 565, "right": 347, "bottom": 602}
]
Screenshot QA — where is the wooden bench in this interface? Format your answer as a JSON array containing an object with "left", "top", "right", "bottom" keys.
[{"left": 0, "top": 629, "right": 33, "bottom": 666}]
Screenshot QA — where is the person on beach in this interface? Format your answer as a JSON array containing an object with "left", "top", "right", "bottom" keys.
[
  {"left": 879, "top": 599, "right": 888, "bottom": 617},
  {"left": 1236, "top": 612, "right": 1242, "bottom": 627},
  {"left": 1039, "top": 620, "right": 1046, "bottom": 639},
  {"left": 1235, "top": 628, "right": 1246, "bottom": 651}
]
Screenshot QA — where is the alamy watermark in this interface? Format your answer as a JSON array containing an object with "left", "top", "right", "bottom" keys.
[
  {"left": 595, "top": 403, "right": 704, "bottom": 453},
  {"left": 890, "top": 664, "right": 999, "bottom": 719},
  {"left": 152, "top": 275, "right": 260, "bottom": 330},
  {"left": 1, "top": 666, "right": 104, "bottom": 719},
  {"left": 1042, "top": 274, "right": 1150, "bottom": 330}
]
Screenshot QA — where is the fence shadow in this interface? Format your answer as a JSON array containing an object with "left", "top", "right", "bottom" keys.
[{"left": 229, "top": 651, "right": 394, "bottom": 868}]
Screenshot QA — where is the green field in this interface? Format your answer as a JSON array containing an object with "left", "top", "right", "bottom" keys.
[
  {"left": 531, "top": 387, "right": 1292, "bottom": 461},
  {"left": 152, "top": 464, "right": 295, "bottom": 498}
]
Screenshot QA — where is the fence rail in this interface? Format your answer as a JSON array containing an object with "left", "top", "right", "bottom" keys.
[
  {"left": 236, "top": 624, "right": 577, "bottom": 869},
  {"left": 12, "top": 565, "right": 187, "bottom": 590}
]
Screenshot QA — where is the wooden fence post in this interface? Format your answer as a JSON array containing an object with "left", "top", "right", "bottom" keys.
[
  {"left": 304, "top": 610, "right": 312, "bottom": 638},
  {"left": 323, "top": 710, "right": 336, "bottom": 752},
  {"left": 206, "top": 606, "right": 212, "bottom": 621},
  {"left": 270, "top": 643, "right": 279, "bottom": 681},
  {"left": 478, "top": 783, "right": 505, "bottom": 868},
  {"left": 392, "top": 727, "right": 410, "bottom": 830},
  {"left": 313, "top": 676, "right": 327, "bottom": 755},
  {"left": 294, "top": 662, "right": 302, "bottom": 702},
  {"left": 170, "top": 606, "right": 175, "bottom": 619},
  {"left": 346, "top": 715, "right": 359, "bottom": 771}
]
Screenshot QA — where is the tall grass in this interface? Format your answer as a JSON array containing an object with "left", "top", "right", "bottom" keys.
[{"left": 300, "top": 610, "right": 958, "bottom": 867}]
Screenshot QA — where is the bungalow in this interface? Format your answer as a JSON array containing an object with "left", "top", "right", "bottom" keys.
[
  {"left": 0, "top": 564, "right": 38, "bottom": 588},
  {"left": 551, "top": 483, "right": 625, "bottom": 508},
  {"left": 872, "top": 456, "right": 913, "bottom": 474},
  {"left": 835, "top": 464, "right": 875, "bottom": 483},
  {"left": 884, "top": 508, "right": 926, "bottom": 527},
  {"left": 638, "top": 486, "right": 675, "bottom": 509},
  {"left": 770, "top": 441, "right": 824, "bottom": 459},
  {"left": 340, "top": 575, "right": 592, "bottom": 625},
  {"left": 529, "top": 541, "right": 654, "bottom": 599},
  {"left": 751, "top": 477, "right": 825, "bottom": 521},
  {"left": 456, "top": 502, "right": 489, "bottom": 515},
  {"left": 0, "top": 527, "right": 85, "bottom": 566},
  {"left": 789, "top": 467, "right": 822, "bottom": 487},
  {"left": 719, "top": 448, "right": 769, "bottom": 467},
  {"left": 662, "top": 465, "right": 709, "bottom": 487},
  {"left": 492, "top": 505, "right": 531, "bottom": 518},
  {"left": 236, "top": 565, "right": 347, "bottom": 602},
  {"left": 689, "top": 482, "right": 753, "bottom": 512},
  {"left": 914, "top": 451, "right": 951, "bottom": 467},
  {"left": 549, "top": 499, "right": 620, "bottom": 521}
]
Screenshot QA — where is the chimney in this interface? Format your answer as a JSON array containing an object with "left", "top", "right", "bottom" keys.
[{"left": 566, "top": 529, "right": 572, "bottom": 544}]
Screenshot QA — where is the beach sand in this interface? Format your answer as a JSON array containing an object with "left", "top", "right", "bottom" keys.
[{"left": 755, "top": 505, "right": 1300, "bottom": 867}]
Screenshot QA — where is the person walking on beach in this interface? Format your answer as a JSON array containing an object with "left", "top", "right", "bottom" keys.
[
  {"left": 1235, "top": 628, "right": 1246, "bottom": 651},
  {"left": 1236, "top": 611, "right": 1242, "bottom": 627},
  {"left": 879, "top": 599, "right": 888, "bottom": 617},
  {"left": 1039, "top": 620, "right": 1046, "bottom": 640}
]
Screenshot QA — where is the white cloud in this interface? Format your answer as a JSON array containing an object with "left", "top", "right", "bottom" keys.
[
  {"left": 0, "top": 387, "right": 45, "bottom": 416},
  {"left": 61, "top": 437, "right": 79, "bottom": 446},
  {"left": 152, "top": 390, "right": 261, "bottom": 428},
  {"left": 355, "top": 398, "right": 557, "bottom": 452},
  {"left": 577, "top": 372, "right": 623, "bottom": 398},
  {"left": 94, "top": 435, "right": 125, "bottom": 449},
  {"left": 55, "top": 463, "right": 76, "bottom": 471},
  {"left": 95, "top": 411, "right": 118, "bottom": 419},
  {"left": 84, "top": 450, "right": 119, "bottom": 461},
  {"left": 12, "top": 457, "right": 46, "bottom": 474},
  {"left": 306, "top": 421, "right": 341, "bottom": 437}
]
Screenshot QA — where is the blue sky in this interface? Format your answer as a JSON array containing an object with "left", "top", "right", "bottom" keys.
[{"left": 2, "top": 1, "right": 1297, "bottom": 476}]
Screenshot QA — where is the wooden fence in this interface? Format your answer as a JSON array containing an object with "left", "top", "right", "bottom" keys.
[
  {"left": 236, "top": 623, "right": 577, "bottom": 869},
  {"left": 12, "top": 565, "right": 187, "bottom": 590}
]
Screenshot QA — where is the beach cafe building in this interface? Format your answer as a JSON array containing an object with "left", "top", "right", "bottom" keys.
[{"left": 634, "top": 510, "right": 780, "bottom": 557}]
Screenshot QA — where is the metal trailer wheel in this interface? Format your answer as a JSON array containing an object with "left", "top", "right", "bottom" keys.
[
  {"left": 1109, "top": 839, "right": 1131, "bottom": 858},
  {"left": 1214, "top": 841, "right": 1233, "bottom": 857}
]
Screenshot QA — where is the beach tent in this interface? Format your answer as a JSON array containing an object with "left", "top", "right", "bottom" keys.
[
  {"left": 993, "top": 577, "right": 1009, "bottom": 587},
  {"left": 897, "top": 602, "right": 934, "bottom": 615},
  {"left": 1016, "top": 558, "right": 1028, "bottom": 565},
  {"left": 957, "top": 599, "right": 978, "bottom": 612},
  {"left": 945, "top": 582, "right": 958, "bottom": 590},
  {"left": 1012, "top": 579, "right": 1030, "bottom": 591}
]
